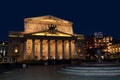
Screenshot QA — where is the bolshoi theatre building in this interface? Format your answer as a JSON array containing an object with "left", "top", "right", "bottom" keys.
[{"left": 8, "top": 15, "right": 84, "bottom": 62}]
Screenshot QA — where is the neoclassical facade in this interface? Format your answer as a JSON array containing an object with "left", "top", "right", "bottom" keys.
[{"left": 8, "top": 15, "right": 84, "bottom": 62}]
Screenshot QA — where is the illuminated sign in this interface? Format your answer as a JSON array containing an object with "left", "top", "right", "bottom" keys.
[{"left": 94, "top": 32, "right": 103, "bottom": 38}]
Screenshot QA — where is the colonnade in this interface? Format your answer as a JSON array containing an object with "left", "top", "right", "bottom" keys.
[{"left": 23, "top": 39, "right": 78, "bottom": 60}]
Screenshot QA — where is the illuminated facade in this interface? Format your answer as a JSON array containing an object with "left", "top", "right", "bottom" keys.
[
  {"left": 8, "top": 15, "right": 84, "bottom": 62},
  {"left": 106, "top": 41, "right": 120, "bottom": 59},
  {"left": 85, "top": 32, "right": 112, "bottom": 59}
]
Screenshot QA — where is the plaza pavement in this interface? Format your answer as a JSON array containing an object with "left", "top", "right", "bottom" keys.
[{"left": 0, "top": 65, "right": 120, "bottom": 80}]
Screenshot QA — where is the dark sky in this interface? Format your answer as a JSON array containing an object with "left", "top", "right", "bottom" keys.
[{"left": 0, "top": 0, "right": 120, "bottom": 41}]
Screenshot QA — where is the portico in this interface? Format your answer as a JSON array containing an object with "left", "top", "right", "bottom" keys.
[{"left": 23, "top": 36, "right": 77, "bottom": 60}]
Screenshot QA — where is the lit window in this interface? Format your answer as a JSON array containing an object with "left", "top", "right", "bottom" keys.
[
  {"left": 94, "top": 38, "right": 96, "bottom": 42},
  {"left": 108, "top": 46, "right": 110, "bottom": 49},
  {"left": 98, "top": 40, "right": 101, "bottom": 42},
  {"left": 89, "top": 46, "right": 92, "bottom": 49},
  {"left": 113, "top": 48, "right": 115, "bottom": 51},
  {"left": 103, "top": 40, "right": 105, "bottom": 42},
  {"left": 107, "top": 37, "right": 109, "bottom": 41},
  {"left": 95, "top": 43, "right": 97, "bottom": 45},
  {"left": 110, "top": 37, "right": 112, "bottom": 41},
  {"left": 103, "top": 38, "right": 105, "bottom": 41}
]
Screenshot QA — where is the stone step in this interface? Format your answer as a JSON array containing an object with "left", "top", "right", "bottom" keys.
[
  {"left": 58, "top": 66, "right": 120, "bottom": 76},
  {"left": 60, "top": 68, "right": 120, "bottom": 72},
  {"left": 79, "top": 63, "right": 120, "bottom": 66},
  {"left": 66, "top": 66, "right": 120, "bottom": 70},
  {"left": 58, "top": 70, "right": 120, "bottom": 76}
]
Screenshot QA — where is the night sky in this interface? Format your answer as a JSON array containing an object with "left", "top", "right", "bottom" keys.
[{"left": 0, "top": 0, "right": 120, "bottom": 41}]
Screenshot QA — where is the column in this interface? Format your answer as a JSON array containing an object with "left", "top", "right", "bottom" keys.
[
  {"left": 75, "top": 41, "right": 78, "bottom": 58},
  {"left": 62, "top": 40, "right": 64, "bottom": 59},
  {"left": 55, "top": 40, "right": 58, "bottom": 59},
  {"left": 48, "top": 40, "right": 50, "bottom": 60},
  {"left": 32, "top": 39, "right": 35, "bottom": 60},
  {"left": 23, "top": 40, "right": 26, "bottom": 60},
  {"left": 69, "top": 40, "right": 71, "bottom": 59},
  {"left": 40, "top": 40, "right": 43, "bottom": 60}
]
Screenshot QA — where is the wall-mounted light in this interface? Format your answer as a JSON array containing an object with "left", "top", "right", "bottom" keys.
[{"left": 15, "top": 47, "right": 18, "bottom": 53}]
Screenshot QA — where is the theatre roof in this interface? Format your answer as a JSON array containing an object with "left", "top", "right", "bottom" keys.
[{"left": 24, "top": 15, "right": 73, "bottom": 24}]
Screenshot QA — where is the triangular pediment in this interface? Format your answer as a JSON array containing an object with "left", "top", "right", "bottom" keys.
[
  {"left": 31, "top": 30, "right": 73, "bottom": 37},
  {"left": 24, "top": 15, "right": 72, "bottom": 24}
]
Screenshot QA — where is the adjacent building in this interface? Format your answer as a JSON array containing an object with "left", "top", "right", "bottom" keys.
[
  {"left": 106, "top": 40, "right": 120, "bottom": 59},
  {"left": 0, "top": 41, "right": 8, "bottom": 62},
  {"left": 8, "top": 15, "right": 84, "bottom": 62},
  {"left": 85, "top": 32, "right": 112, "bottom": 60}
]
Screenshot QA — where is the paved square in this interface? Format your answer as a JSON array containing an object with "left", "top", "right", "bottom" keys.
[{"left": 0, "top": 65, "right": 120, "bottom": 80}]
